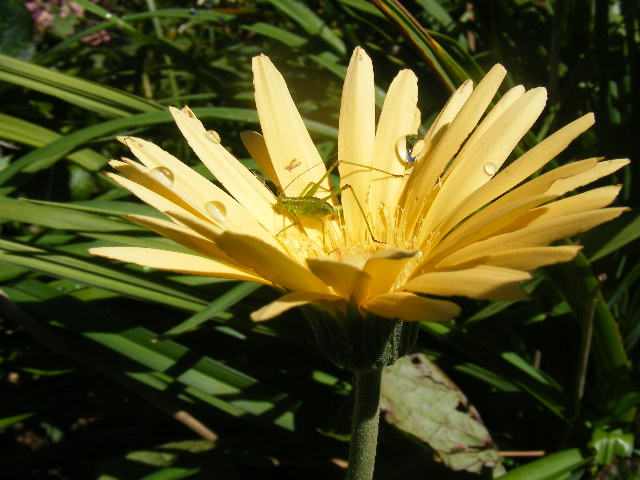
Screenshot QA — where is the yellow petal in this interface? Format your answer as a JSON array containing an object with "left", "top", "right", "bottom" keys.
[
  {"left": 547, "top": 159, "right": 629, "bottom": 196},
  {"left": 419, "top": 88, "right": 547, "bottom": 244},
  {"left": 89, "top": 246, "right": 267, "bottom": 283},
  {"left": 110, "top": 158, "right": 208, "bottom": 221},
  {"left": 250, "top": 291, "right": 341, "bottom": 322},
  {"left": 121, "top": 135, "right": 230, "bottom": 217},
  {"left": 364, "top": 292, "right": 461, "bottom": 322},
  {"left": 362, "top": 249, "right": 419, "bottom": 299},
  {"left": 428, "top": 194, "right": 553, "bottom": 260},
  {"left": 405, "top": 266, "right": 531, "bottom": 301},
  {"left": 124, "top": 214, "right": 236, "bottom": 265},
  {"left": 424, "top": 78, "right": 473, "bottom": 145},
  {"left": 447, "top": 88, "right": 546, "bottom": 202},
  {"left": 240, "top": 130, "right": 281, "bottom": 190},
  {"left": 436, "top": 156, "right": 624, "bottom": 248},
  {"left": 400, "top": 64, "right": 507, "bottom": 232},
  {"left": 495, "top": 113, "right": 595, "bottom": 190},
  {"left": 212, "top": 232, "right": 330, "bottom": 294},
  {"left": 424, "top": 113, "right": 597, "bottom": 240},
  {"left": 529, "top": 185, "right": 622, "bottom": 224},
  {"left": 115, "top": 138, "right": 280, "bottom": 243},
  {"left": 438, "top": 246, "right": 582, "bottom": 270},
  {"left": 252, "top": 54, "right": 330, "bottom": 198},
  {"left": 440, "top": 208, "right": 628, "bottom": 266},
  {"left": 169, "top": 106, "right": 281, "bottom": 236},
  {"left": 472, "top": 157, "right": 599, "bottom": 215},
  {"left": 338, "top": 47, "right": 376, "bottom": 243},
  {"left": 106, "top": 170, "right": 208, "bottom": 225},
  {"left": 306, "top": 258, "right": 372, "bottom": 303},
  {"left": 367, "top": 68, "right": 419, "bottom": 234},
  {"left": 455, "top": 84, "right": 526, "bottom": 155}
]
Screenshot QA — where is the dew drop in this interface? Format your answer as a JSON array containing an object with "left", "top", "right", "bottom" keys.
[
  {"left": 412, "top": 95, "right": 418, "bottom": 103},
  {"left": 205, "top": 201, "right": 227, "bottom": 222},
  {"left": 206, "top": 130, "right": 221, "bottom": 143},
  {"left": 149, "top": 167, "right": 174, "bottom": 187},
  {"left": 104, "top": 12, "right": 112, "bottom": 18},
  {"left": 483, "top": 162, "right": 497, "bottom": 176},
  {"left": 395, "top": 134, "right": 424, "bottom": 163}
]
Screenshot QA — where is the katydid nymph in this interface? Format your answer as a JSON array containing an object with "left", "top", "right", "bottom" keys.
[{"left": 273, "top": 159, "right": 406, "bottom": 244}]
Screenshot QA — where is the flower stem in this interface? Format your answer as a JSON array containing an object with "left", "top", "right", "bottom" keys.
[{"left": 347, "top": 368, "right": 383, "bottom": 480}]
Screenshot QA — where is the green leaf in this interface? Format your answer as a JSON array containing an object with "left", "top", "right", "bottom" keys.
[
  {"left": 497, "top": 448, "right": 592, "bottom": 480},
  {"left": 0, "top": 412, "right": 34, "bottom": 429},
  {"left": 338, "top": 0, "right": 384, "bottom": 16},
  {"left": 0, "top": 197, "right": 135, "bottom": 232},
  {"left": 584, "top": 212, "right": 640, "bottom": 262},
  {"left": 591, "top": 428, "right": 635, "bottom": 466},
  {"left": 3, "top": 108, "right": 336, "bottom": 184},
  {"left": 0, "top": 54, "right": 159, "bottom": 116},
  {"left": 381, "top": 353, "right": 505, "bottom": 477},
  {"left": 0, "top": 238, "right": 207, "bottom": 312},
  {"left": 265, "top": 0, "right": 346, "bottom": 55},
  {"left": 159, "top": 282, "right": 262, "bottom": 339},
  {"left": 243, "top": 22, "right": 307, "bottom": 48},
  {"left": 96, "top": 439, "right": 221, "bottom": 480},
  {"left": 0, "top": 111, "right": 171, "bottom": 183},
  {"left": 21, "top": 198, "right": 163, "bottom": 218},
  {"left": 0, "top": 0, "right": 35, "bottom": 59},
  {"left": 420, "top": 322, "right": 570, "bottom": 421},
  {"left": 551, "top": 251, "right": 630, "bottom": 389},
  {"left": 3, "top": 278, "right": 297, "bottom": 431},
  {"left": 0, "top": 114, "right": 107, "bottom": 172},
  {"left": 137, "top": 467, "right": 202, "bottom": 480},
  {"left": 371, "top": 0, "right": 468, "bottom": 91},
  {"left": 415, "top": 0, "right": 454, "bottom": 28}
]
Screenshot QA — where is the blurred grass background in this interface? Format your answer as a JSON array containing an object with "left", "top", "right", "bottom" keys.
[{"left": 0, "top": 0, "right": 638, "bottom": 479}]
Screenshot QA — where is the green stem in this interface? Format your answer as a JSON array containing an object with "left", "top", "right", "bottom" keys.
[{"left": 347, "top": 368, "right": 383, "bottom": 480}]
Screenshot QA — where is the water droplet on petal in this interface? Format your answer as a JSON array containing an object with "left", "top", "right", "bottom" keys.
[
  {"left": 205, "top": 201, "right": 227, "bottom": 222},
  {"left": 206, "top": 130, "right": 221, "bottom": 143},
  {"left": 149, "top": 167, "right": 174, "bottom": 187},
  {"left": 412, "top": 95, "right": 418, "bottom": 103},
  {"left": 395, "top": 137, "right": 409, "bottom": 162},
  {"left": 396, "top": 134, "right": 424, "bottom": 163},
  {"left": 483, "top": 162, "right": 497, "bottom": 176}
]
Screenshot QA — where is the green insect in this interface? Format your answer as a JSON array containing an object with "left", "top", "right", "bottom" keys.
[{"left": 274, "top": 159, "right": 403, "bottom": 243}]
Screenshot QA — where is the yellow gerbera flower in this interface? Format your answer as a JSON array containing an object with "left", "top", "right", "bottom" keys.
[{"left": 90, "top": 47, "right": 628, "bottom": 325}]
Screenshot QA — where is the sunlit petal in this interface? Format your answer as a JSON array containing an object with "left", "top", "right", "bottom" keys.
[
  {"left": 252, "top": 54, "right": 330, "bottom": 197},
  {"left": 339, "top": 47, "right": 376, "bottom": 243},
  {"left": 405, "top": 266, "right": 531, "bottom": 301},
  {"left": 90, "top": 247, "right": 266, "bottom": 283},
  {"left": 170, "top": 107, "right": 280, "bottom": 235},
  {"left": 439, "top": 208, "right": 627, "bottom": 267},
  {"left": 364, "top": 292, "right": 461, "bottom": 322},
  {"left": 251, "top": 291, "right": 342, "bottom": 322}
]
